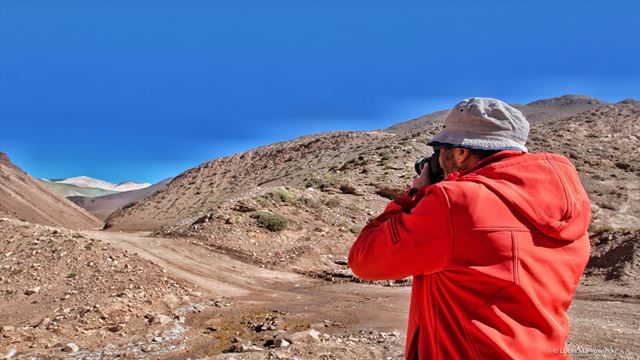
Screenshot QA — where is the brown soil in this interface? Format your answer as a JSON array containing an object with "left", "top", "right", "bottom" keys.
[{"left": 0, "top": 153, "right": 102, "bottom": 230}]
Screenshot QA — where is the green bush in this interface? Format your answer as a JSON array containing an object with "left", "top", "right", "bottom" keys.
[
  {"left": 263, "top": 187, "right": 294, "bottom": 203},
  {"left": 252, "top": 210, "right": 288, "bottom": 232},
  {"left": 346, "top": 203, "right": 362, "bottom": 213},
  {"left": 350, "top": 225, "right": 363, "bottom": 234},
  {"left": 588, "top": 224, "right": 613, "bottom": 234},
  {"left": 297, "top": 196, "right": 319, "bottom": 208},
  {"left": 324, "top": 196, "right": 341, "bottom": 208}
]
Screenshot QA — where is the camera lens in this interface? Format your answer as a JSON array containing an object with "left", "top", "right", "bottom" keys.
[{"left": 415, "top": 157, "right": 429, "bottom": 175}]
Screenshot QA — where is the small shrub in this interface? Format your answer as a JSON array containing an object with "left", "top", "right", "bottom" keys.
[
  {"left": 252, "top": 210, "right": 288, "bottom": 232},
  {"left": 305, "top": 173, "right": 337, "bottom": 190},
  {"left": 66, "top": 272, "right": 78, "bottom": 279},
  {"left": 255, "top": 197, "right": 270, "bottom": 209},
  {"left": 265, "top": 187, "right": 294, "bottom": 203},
  {"left": 297, "top": 196, "right": 319, "bottom": 209},
  {"left": 588, "top": 224, "right": 613, "bottom": 234},
  {"left": 346, "top": 203, "right": 362, "bottom": 213},
  {"left": 350, "top": 225, "right": 363, "bottom": 235},
  {"left": 324, "top": 196, "right": 341, "bottom": 208}
]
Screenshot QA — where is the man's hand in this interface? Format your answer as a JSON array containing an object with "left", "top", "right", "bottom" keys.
[{"left": 411, "top": 162, "right": 431, "bottom": 191}]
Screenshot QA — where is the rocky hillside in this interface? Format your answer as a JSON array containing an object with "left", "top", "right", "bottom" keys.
[
  {"left": 0, "top": 153, "right": 102, "bottom": 229},
  {"left": 102, "top": 98, "right": 639, "bottom": 276},
  {"left": 526, "top": 101, "right": 640, "bottom": 229},
  {"left": 104, "top": 131, "right": 402, "bottom": 231},
  {"left": 0, "top": 217, "right": 196, "bottom": 357}
]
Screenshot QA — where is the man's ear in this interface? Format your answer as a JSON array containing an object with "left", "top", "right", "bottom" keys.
[{"left": 453, "top": 147, "right": 472, "bottom": 167}]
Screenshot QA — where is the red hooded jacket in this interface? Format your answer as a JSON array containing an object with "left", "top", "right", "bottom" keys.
[{"left": 348, "top": 151, "right": 591, "bottom": 359}]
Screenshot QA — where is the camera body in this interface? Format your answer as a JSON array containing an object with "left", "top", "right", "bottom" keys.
[{"left": 415, "top": 153, "right": 445, "bottom": 184}]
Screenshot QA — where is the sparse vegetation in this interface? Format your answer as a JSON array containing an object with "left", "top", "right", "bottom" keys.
[
  {"left": 263, "top": 187, "right": 294, "bottom": 204},
  {"left": 346, "top": 203, "right": 362, "bottom": 213},
  {"left": 588, "top": 224, "right": 614, "bottom": 234},
  {"left": 324, "top": 196, "right": 341, "bottom": 208},
  {"left": 297, "top": 196, "right": 319, "bottom": 209},
  {"left": 251, "top": 210, "right": 288, "bottom": 232}
]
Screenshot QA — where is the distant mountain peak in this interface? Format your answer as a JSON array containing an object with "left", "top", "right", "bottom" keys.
[
  {"left": 527, "top": 94, "right": 604, "bottom": 107},
  {"left": 52, "top": 176, "right": 151, "bottom": 192}
]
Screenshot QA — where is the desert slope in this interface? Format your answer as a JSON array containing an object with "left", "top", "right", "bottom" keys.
[
  {"left": 0, "top": 153, "right": 102, "bottom": 229},
  {"left": 106, "top": 96, "right": 638, "bottom": 234},
  {"left": 105, "top": 131, "right": 395, "bottom": 230}
]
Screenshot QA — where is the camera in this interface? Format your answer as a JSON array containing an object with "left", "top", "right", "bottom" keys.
[{"left": 414, "top": 153, "right": 445, "bottom": 184}]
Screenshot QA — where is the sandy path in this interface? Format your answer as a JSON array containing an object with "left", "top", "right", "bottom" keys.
[
  {"left": 82, "top": 230, "right": 411, "bottom": 333},
  {"left": 83, "top": 230, "right": 305, "bottom": 297}
]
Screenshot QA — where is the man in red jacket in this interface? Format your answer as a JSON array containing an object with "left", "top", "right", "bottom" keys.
[{"left": 349, "top": 98, "right": 591, "bottom": 359}]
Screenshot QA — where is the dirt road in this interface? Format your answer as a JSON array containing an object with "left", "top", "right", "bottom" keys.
[
  {"left": 83, "top": 230, "right": 305, "bottom": 297},
  {"left": 82, "top": 230, "right": 640, "bottom": 360},
  {"left": 83, "top": 230, "right": 411, "bottom": 332}
]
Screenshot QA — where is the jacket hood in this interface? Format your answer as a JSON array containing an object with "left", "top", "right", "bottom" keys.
[{"left": 456, "top": 151, "right": 591, "bottom": 241}]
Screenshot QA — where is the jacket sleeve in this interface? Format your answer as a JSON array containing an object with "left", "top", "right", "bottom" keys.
[{"left": 348, "top": 185, "right": 453, "bottom": 280}]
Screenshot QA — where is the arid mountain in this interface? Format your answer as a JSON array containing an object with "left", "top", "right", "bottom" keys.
[
  {"left": 39, "top": 179, "right": 117, "bottom": 198},
  {"left": 0, "top": 153, "right": 102, "bottom": 229},
  {"left": 386, "top": 94, "right": 605, "bottom": 134},
  {"left": 104, "top": 131, "right": 396, "bottom": 231},
  {"left": 3, "top": 96, "right": 640, "bottom": 359},
  {"left": 104, "top": 97, "right": 639, "bottom": 275},
  {"left": 68, "top": 177, "right": 173, "bottom": 220},
  {"left": 52, "top": 176, "right": 151, "bottom": 192}
]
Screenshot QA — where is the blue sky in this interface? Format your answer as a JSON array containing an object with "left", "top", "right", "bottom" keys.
[{"left": 1, "top": 0, "right": 638, "bottom": 184}]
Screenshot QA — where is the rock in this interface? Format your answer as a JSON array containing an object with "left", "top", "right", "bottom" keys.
[
  {"left": 333, "top": 257, "right": 348, "bottom": 266},
  {"left": 231, "top": 201, "right": 257, "bottom": 213},
  {"left": 285, "top": 329, "right": 321, "bottom": 344},
  {"left": 106, "top": 324, "right": 125, "bottom": 332},
  {"left": 155, "top": 314, "right": 173, "bottom": 326},
  {"left": 62, "top": 343, "right": 79, "bottom": 353},
  {"left": 34, "top": 317, "right": 50, "bottom": 328},
  {"left": 0, "top": 347, "right": 17, "bottom": 359},
  {"left": 24, "top": 287, "right": 40, "bottom": 295},
  {"left": 163, "top": 294, "right": 178, "bottom": 305},
  {"left": 274, "top": 338, "right": 290, "bottom": 348},
  {"left": 0, "top": 326, "right": 14, "bottom": 334},
  {"left": 144, "top": 313, "right": 155, "bottom": 323},
  {"left": 232, "top": 344, "right": 263, "bottom": 353}
]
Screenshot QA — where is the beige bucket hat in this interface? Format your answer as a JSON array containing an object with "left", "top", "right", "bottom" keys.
[{"left": 428, "top": 97, "right": 530, "bottom": 152}]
